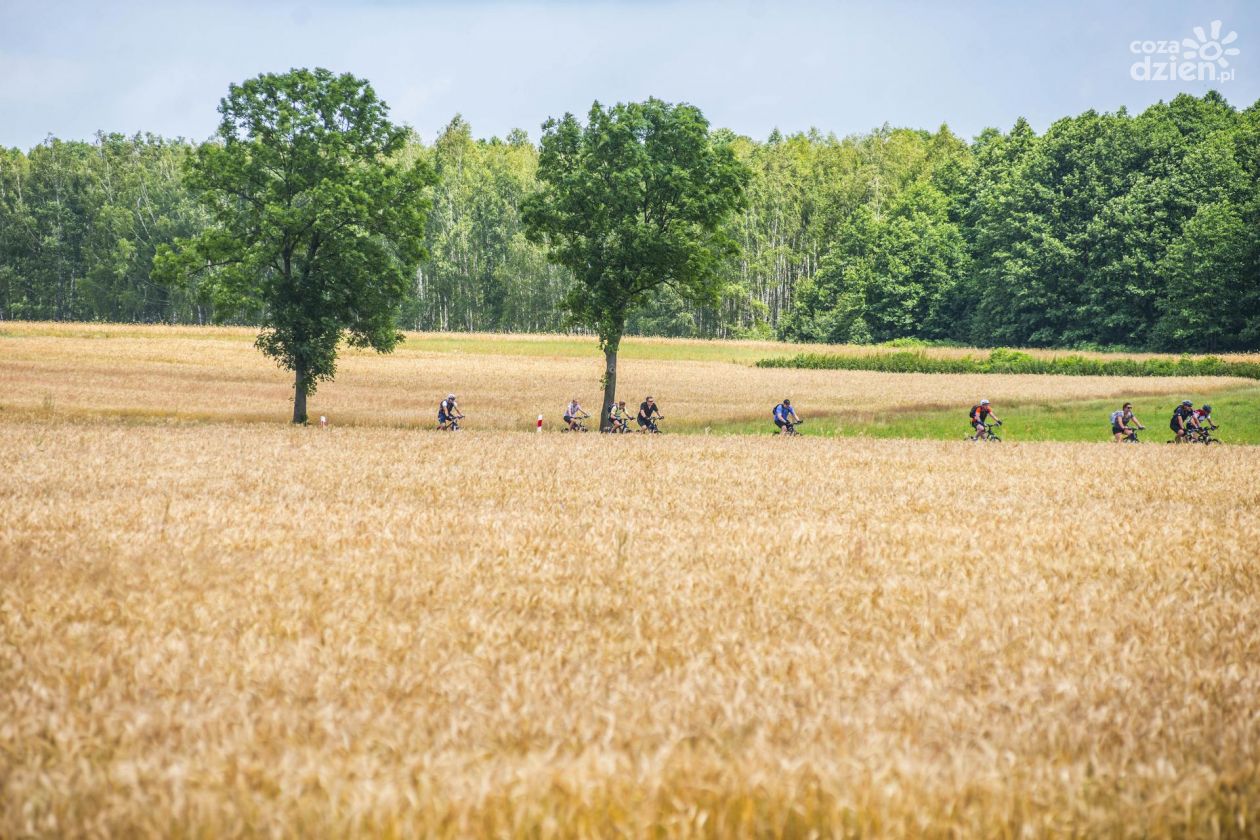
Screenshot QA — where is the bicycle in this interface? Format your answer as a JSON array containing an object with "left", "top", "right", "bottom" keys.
[
  {"left": 1120, "top": 425, "right": 1144, "bottom": 443},
  {"left": 603, "top": 417, "right": 632, "bottom": 434},
  {"left": 562, "top": 413, "right": 591, "bottom": 433},
  {"left": 638, "top": 416, "right": 664, "bottom": 434},
  {"left": 779, "top": 419, "right": 804, "bottom": 437},
  {"left": 1186, "top": 425, "right": 1221, "bottom": 445},
  {"left": 969, "top": 420, "right": 1001, "bottom": 442},
  {"left": 439, "top": 415, "right": 464, "bottom": 431}
]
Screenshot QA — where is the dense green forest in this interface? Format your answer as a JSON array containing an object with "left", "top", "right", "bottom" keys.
[{"left": 1, "top": 92, "right": 1257, "bottom": 351}]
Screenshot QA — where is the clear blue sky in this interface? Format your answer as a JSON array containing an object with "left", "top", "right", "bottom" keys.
[{"left": 1, "top": 0, "right": 1257, "bottom": 148}]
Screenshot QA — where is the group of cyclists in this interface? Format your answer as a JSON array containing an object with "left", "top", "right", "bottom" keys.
[
  {"left": 563, "top": 396, "right": 665, "bottom": 433},
  {"left": 1167, "top": 400, "right": 1218, "bottom": 443},
  {"left": 1107, "top": 399, "right": 1218, "bottom": 443},
  {"left": 439, "top": 393, "right": 667, "bottom": 433},
  {"left": 436, "top": 392, "right": 1221, "bottom": 443},
  {"left": 970, "top": 397, "right": 1220, "bottom": 443},
  {"left": 969, "top": 397, "right": 1219, "bottom": 444}
]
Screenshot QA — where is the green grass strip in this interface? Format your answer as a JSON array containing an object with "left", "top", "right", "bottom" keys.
[{"left": 703, "top": 387, "right": 1260, "bottom": 445}]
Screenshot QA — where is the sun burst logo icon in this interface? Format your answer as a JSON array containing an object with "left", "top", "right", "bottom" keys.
[{"left": 1183, "top": 20, "right": 1241, "bottom": 68}]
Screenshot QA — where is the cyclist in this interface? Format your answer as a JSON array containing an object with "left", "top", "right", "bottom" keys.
[
  {"left": 772, "top": 398, "right": 801, "bottom": 435},
  {"left": 1111, "top": 402, "right": 1144, "bottom": 442},
  {"left": 1194, "top": 403, "right": 1217, "bottom": 432},
  {"left": 563, "top": 397, "right": 590, "bottom": 431},
  {"left": 969, "top": 399, "right": 1001, "bottom": 440},
  {"left": 637, "top": 396, "right": 663, "bottom": 433},
  {"left": 438, "top": 393, "right": 463, "bottom": 430},
  {"left": 1170, "top": 399, "right": 1195, "bottom": 442},
  {"left": 608, "top": 400, "right": 630, "bottom": 433}
]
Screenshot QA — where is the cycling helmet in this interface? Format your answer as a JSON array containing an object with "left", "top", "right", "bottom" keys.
[
  {"left": 1182, "top": 400, "right": 1193, "bottom": 407},
  {"left": 783, "top": 398, "right": 791, "bottom": 405},
  {"left": 1202, "top": 404, "right": 1212, "bottom": 412},
  {"left": 447, "top": 393, "right": 456, "bottom": 400},
  {"left": 980, "top": 399, "right": 990, "bottom": 405}
]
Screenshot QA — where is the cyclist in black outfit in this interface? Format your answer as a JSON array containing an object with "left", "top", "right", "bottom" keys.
[
  {"left": 637, "top": 396, "right": 662, "bottom": 432},
  {"left": 1170, "top": 400, "right": 1195, "bottom": 442}
]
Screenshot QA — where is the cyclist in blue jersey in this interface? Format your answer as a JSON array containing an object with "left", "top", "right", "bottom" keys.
[{"left": 772, "top": 398, "right": 801, "bottom": 435}]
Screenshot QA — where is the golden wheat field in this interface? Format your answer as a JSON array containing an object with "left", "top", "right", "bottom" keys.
[
  {"left": 2, "top": 324, "right": 1260, "bottom": 837},
  {"left": 2, "top": 423, "right": 1259, "bottom": 837}
]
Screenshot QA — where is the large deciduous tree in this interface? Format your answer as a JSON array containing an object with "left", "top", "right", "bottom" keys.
[
  {"left": 523, "top": 98, "right": 748, "bottom": 430},
  {"left": 157, "top": 68, "right": 435, "bottom": 423}
]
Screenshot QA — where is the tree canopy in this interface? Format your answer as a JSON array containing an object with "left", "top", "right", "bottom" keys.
[
  {"left": 155, "top": 68, "right": 435, "bottom": 422},
  {"left": 522, "top": 98, "right": 749, "bottom": 428}
]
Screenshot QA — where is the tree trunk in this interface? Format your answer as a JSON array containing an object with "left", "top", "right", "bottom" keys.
[
  {"left": 599, "top": 340, "right": 619, "bottom": 432},
  {"left": 292, "top": 362, "right": 308, "bottom": 425}
]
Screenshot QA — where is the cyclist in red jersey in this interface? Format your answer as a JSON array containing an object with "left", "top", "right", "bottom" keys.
[{"left": 1192, "top": 404, "right": 1216, "bottom": 433}]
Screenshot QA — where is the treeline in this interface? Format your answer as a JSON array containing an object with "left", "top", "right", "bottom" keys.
[
  {"left": 0, "top": 135, "right": 210, "bottom": 323},
  {"left": 1, "top": 92, "right": 1257, "bottom": 350}
]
